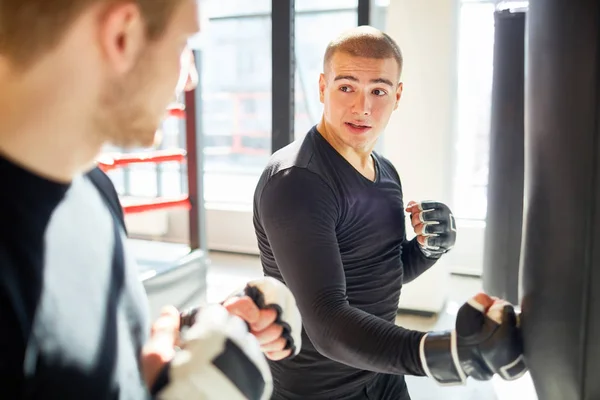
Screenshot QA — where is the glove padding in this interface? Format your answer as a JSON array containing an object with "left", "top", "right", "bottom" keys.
[
  {"left": 419, "top": 296, "right": 527, "bottom": 386},
  {"left": 153, "top": 304, "right": 273, "bottom": 400},
  {"left": 180, "top": 277, "right": 302, "bottom": 359},
  {"left": 409, "top": 201, "right": 456, "bottom": 258}
]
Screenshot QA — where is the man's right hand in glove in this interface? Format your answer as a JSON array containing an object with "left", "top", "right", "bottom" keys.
[
  {"left": 143, "top": 277, "right": 302, "bottom": 400},
  {"left": 420, "top": 293, "right": 527, "bottom": 385},
  {"left": 180, "top": 277, "right": 302, "bottom": 362}
]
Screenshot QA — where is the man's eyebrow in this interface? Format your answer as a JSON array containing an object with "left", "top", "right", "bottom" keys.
[
  {"left": 333, "top": 75, "right": 395, "bottom": 87},
  {"left": 371, "top": 77, "right": 395, "bottom": 87},
  {"left": 334, "top": 75, "right": 359, "bottom": 82}
]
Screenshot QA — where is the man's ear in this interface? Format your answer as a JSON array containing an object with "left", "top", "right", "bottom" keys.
[
  {"left": 393, "top": 82, "right": 403, "bottom": 110},
  {"left": 319, "top": 73, "right": 326, "bottom": 104},
  {"left": 99, "top": 2, "right": 146, "bottom": 74}
]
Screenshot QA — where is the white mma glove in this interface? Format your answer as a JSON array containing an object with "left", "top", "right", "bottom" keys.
[
  {"left": 239, "top": 277, "right": 302, "bottom": 359},
  {"left": 153, "top": 304, "right": 273, "bottom": 400},
  {"left": 181, "top": 277, "right": 302, "bottom": 360}
]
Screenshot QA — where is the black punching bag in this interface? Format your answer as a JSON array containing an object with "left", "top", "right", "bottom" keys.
[
  {"left": 482, "top": 8, "right": 526, "bottom": 305},
  {"left": 520, "top": 0, "right": 600, "bottom": 399}
]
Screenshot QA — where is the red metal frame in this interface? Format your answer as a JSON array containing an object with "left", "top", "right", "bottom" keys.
[
  {"left": 97, "top": 149, "right": 187, "bottom": 172},
  {"left": 98, "top": 101, "right": 192, "bottom": 215},
  {"left": 121, "top": 195, "right": 191, "bottom": 214}
]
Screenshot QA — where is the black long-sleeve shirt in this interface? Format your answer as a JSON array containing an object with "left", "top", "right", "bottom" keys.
[{"left": 253, "top": 126, "right": 439, "bottom": 399}]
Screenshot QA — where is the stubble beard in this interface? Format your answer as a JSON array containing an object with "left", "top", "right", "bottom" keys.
[{"left": 93, "top": 50, "right": 163, "bottom": 150}]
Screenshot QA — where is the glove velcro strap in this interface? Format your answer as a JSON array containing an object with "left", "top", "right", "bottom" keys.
[
  {"left": 498, "top": 354, "right": 528, "bottom": 381},
  {"left": 420, "top": 331, "right": 467, "bottom": 386},
  {"left": 150, "top": 363, "right": 171, "bottom": 397},
  {"left": 418, "top": 245, "right": 444, "bottom": 259},
  {"left": 212, "top": 338, "right": 267, "bottom": 400}
]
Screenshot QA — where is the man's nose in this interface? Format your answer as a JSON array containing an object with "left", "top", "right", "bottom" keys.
[{"left": 352, "top": 91, "right": 371, "bottom": 115}]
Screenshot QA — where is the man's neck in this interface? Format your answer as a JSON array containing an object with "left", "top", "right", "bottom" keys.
[
  {"left": 0, "top": 80, "right": 103, "bottom": 184},
  {"left": 317, "top": 119, "right": 376, "bottom": 181}
]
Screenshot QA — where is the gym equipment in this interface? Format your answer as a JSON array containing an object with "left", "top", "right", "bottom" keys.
[
  {"left": 520, "top": 0, "right": 600, "bottom": 399},
  {"left": 482, "top": 7, "right": 526, "bottom": 305}
]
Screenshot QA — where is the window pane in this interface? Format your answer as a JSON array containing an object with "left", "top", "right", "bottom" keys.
[
  {"left": 294, "top": 10, "right": 358, "bottom": 140},
  {"left": 199, "top": 2, "right": 272, "bottom": 206},
  {"left": 205, "top": 0, "right": 270, "bottom": 17},
  {"left": 453, "top": 2, "right": 495, "bottom": 220},
  {"left": 296, "top": 0, "right": 357, "bottom": 12}
]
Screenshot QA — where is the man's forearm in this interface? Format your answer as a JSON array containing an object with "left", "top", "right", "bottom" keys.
[
  {"left": 302, "top": 294, "right": 427, "bottom": 377},
  {"left": 401, "top": 238, "right": 438, "bottom": 284}
]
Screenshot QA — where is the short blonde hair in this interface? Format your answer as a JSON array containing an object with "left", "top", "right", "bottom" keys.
[{"left": 0, "top": 0, "right": 182, "bottom": 67}]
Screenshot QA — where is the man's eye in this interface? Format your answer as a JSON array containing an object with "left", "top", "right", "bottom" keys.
[
  {"left": 340, "top": 86, "right": 351, "bottom": 92},
  {"left": 373, "top": 89, "right": 387, "bottom": 96}
]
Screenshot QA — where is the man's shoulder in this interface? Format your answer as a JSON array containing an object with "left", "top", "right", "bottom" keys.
[
  {"left": 255, "top": 128, "right": 336, "bottom": 203},
  {"left": 267, "top": 129, "right": 317, "bottom": 171},
  {"left": 85, "top": 167, "right": 126, "bottom": 231},
  {"left": 260, "top": 127, "right": 327, "bottom": 184}
]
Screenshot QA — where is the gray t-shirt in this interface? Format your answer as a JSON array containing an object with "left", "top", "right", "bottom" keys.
[{"left": 0, "top": 156, "right": 150, "bottom": 399}]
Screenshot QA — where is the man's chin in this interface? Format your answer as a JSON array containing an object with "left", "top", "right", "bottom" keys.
[
  {"left": 110, "top": 130, "right": 162, "bottom": 150},
  {"left": 137, "top": 132, "right": 162, "bottom": 150},
  {"left": 344, "top": 136, "right": 377, "bottom": 153}
]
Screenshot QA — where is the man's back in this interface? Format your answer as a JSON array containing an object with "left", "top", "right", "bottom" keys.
[
  {"left": 253, "top": 127, "right": 432, "bottom": 399},
  {"left": 0, "top": 155, "right": 150, "bottom": 399}
]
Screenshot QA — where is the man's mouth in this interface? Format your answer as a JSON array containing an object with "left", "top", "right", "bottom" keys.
[{"left": 345, "top": 122, "right": 371, "bottom": 129}]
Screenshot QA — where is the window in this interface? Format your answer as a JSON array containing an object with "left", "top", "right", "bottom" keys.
[
  {"left": 106, "top": 1, "right": 364, "bottom": 210},
  {"left": 453, "top": 1, "right": 496, "bottom": 220},
  {"left": 296, "top": 0, "right": 358, "bottom": 12},
  {"left": 294, "top": 5, "right": 358, "bottom": 140},
  {"left": 198, "top": 4, "right": 272, "bottom": 206},
  {"left": 103, "top": 1, "right": 274, "bottom": 208},
  {"left": 205, "top": 0, "right": 270, "bottom": 17}
]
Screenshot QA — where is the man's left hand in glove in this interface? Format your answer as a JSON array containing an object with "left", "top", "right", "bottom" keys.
[{"left": 406, "top": 200, "right": 457, "bottom": 259}]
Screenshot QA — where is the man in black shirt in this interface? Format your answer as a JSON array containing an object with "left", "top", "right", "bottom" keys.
[
  {"left": 0, "top": 1, "right": 301, "bottom": 399},
  {"left": 253, "top": 26, "right": 526, "bottom": 399}
]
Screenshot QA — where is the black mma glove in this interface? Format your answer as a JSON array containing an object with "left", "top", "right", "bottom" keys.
[
  {"left": 407, "top": 200, "right": 457, "bottom": 258},
  {"left": 180, "top": 277, "right": 302, "bottom": 360},
  {"left": 419, "top": 295, "right": 527, "bottom": 385},
  {"left": 152, "top": 304, "right": 272, "bottom": 400}
]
